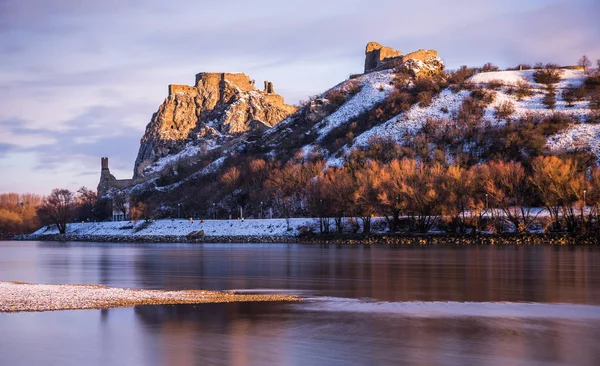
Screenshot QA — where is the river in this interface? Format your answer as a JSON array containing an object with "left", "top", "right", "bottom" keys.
[{"left": 1, "top": 241, "right": 599, "bottom": 365}]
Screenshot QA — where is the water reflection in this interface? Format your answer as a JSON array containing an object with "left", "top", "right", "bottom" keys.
[
  {"left": 1, "top": 242, "right": 600, "bottom": 366},
  {"left": 0, "top": 242, "right": 599, "bottom": 304},
  {"left": 127, "top": 301, "right": 600, "bottom": 366}
]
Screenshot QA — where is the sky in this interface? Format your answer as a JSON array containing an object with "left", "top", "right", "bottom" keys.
[{"left": 1, "top": 0, "right": 599, "bottom": 194}]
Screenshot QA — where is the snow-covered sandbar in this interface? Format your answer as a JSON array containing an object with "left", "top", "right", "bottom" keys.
[{"left": 0, "top": 282, "right": 299, "bottom": 313}]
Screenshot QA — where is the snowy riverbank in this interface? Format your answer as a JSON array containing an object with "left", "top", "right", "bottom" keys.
[{"left": 20, "top": 218, "right": 320, "bottom": 242}]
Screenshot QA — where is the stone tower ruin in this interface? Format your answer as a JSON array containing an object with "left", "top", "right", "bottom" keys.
[
  {"left": 364, "top": 42, "right": 402, "bottom": 73},
  {"left": 101, "top": 157, "right": 109, "bottom": 170}
]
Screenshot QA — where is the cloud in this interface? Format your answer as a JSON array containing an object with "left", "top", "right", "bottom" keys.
[
  {"left": 0, "top": 0, "right": 597, "bottom": 193},
  {"left": 0, "top": 105, "right": 144, "bottom": 181},
  {"left": 0, "top": 142, "right": 16, "bottom": 157}
]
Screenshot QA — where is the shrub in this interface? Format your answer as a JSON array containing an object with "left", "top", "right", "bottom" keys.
[
  {"left": 393, "top": 68, "right": 412, "bottom": 89},
  {"left": 414, "top": 76, "right": 441, "bottom": 94},
  {"left": 584, "top": 74, "right": 600, "bottom": 89},
  {"left": 515, "top": 80, "right": 534, "bottom": 100},
  {"left": 494, "top": 101, "right": 516, "bottom": 120},
  {"left": 590, "top": 90, "right": 600, "bottom": 111},
  {"left": 486, "top": 79, "right": 504, "bottom": 90},
  {"left": 417, "top": 91, "right": 433, "bottom": 107},
  {"left": 471, "top": 88, "right": 495, "bottom": 105},
  {"left": 325, "top": 88, "right": 347, "bottom": 108},
  {"left": 156, "top": 170, "right": 179, "bottom": 187},
  {"left": 480, "top": 62, "right": 499, "bottom": 72},
  {"left": 324, "top": 80, "right": 362, "bottom": 109},
  {"left": 542, "top": 86, "right": 557, "bottom": 109},
  {"left": 345, "top": 79, "right": 362, "bottom": 97},
  {"left": 447, "top": 65, "right": 476, "bottom": 86},
  {"left": 457, "top": 97, "right": 486, "bottom": 124},
  {"left": 533, "top": 67, "right": 563, "bottom": 85},
  {"left": 562, "top": 85, "right": 586, "bottom": 107}
]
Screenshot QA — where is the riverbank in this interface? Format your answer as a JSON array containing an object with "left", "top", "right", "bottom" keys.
[
  {"left": 15, "top": 232, "right": 600, "bottom": 245},
  {"left": 0, "top": 282, "right": 299, "bottom": 313},
  {"left": 13, "top": 218, "right": 600, "bottom": 245}
]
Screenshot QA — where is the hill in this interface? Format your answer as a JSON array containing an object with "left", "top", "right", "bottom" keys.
[{"left": 96, "top": 43, "right": 600, "bottom": 233}]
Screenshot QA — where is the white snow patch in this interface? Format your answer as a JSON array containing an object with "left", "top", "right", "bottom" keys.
[
  {"left": 314, "top": 70, "right": 395, "bottom": 140},
  {"left": 143, "top": 142, "right": 203, "bottom": 176},
  {"left": 547, "top": 124, "right": 600, "bottom": 160},
  {"left": 470, "top": 69, "right": 587, "bottom": 89},
  {"left": 33, "top": 218, "right": 319, "bottom": 238},
  {"left": 352, "top": 89, "right": 469, "bottom": 148},
  {"left": 348, "top": 69, "right": 593, "bottom": 155}
]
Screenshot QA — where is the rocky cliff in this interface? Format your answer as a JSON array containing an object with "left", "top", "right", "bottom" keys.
[{"left": 133, "top": 72, "right": 296, "bottom": 177}]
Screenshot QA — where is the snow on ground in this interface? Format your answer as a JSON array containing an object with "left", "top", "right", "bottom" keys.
[
  {"left": 0, "top": 282, "right": 298, "bottom": 312},
  {"left": 313, "top": 70, "right": 396, "bottom": 140},
  {"left": 143, "top": 142, "right": 204, "bottom": 176},
  {"left": 349, "top": 69, "right": 593, "bottom": 153},
  {"left": 547, "top": 124, "right": 600, "bottom": 159},
  {"left": 470, "top": 69, "right": 587, "bottom": 89},
  {"left": 352, "top": 89, "right": 469, "bottom": 149},
  {"left": 33, "top": 218, "right": 320, "bottom": 238},
  {"left": 475, "top": 70, "right": 591, "bottom": 122},
  {"left": 154, "top": 155, "right": 226, "bottom": 192}
]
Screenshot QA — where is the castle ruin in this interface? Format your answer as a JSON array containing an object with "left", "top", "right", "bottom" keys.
[
  {"left": 167, "top": 72, "right": 281, "bottom": 98},
  {"left": 364, "top": 42, "right": 440, "bottom": 73},
  {"left": 97, "top": 157, "right": 138, "bottom": 197}
]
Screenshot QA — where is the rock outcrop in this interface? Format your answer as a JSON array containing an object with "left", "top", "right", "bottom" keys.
[{"left": 134, "top": 72, "right": 296, "bottom": 177}]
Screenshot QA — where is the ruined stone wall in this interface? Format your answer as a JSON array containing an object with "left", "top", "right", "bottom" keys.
[
  {"left": 194, "top": 72, "right": 254, "bottom": 92},
  {"left": 365, "top": 42, "right": 402, "bottom": 73},
  {"left": 364, "top": 43, "right": 442, "bottom": 74},
  {"left": 168, "top": 84, "right": 198, "bottom": 96},
  {"left": 195, "top": 72, "right": 222, "bottom": 88},
  {"left": 223, "top": 73, "right": 254, "bottom": 92},
  {"left": 263, "top": 94, "right": 283, "bottom": 105}
]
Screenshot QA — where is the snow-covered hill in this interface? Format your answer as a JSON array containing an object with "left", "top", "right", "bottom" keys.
[
  {"left": 348, "top": 69, "right": 593, "bottom": 156},
  {"left": 96, "top": 43, "right": 599, "bottom": 223}
]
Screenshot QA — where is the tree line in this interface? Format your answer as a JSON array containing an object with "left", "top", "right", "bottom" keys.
[
  {"left": 0, "top": 187, "right": 112, "bottom": 235},
  {"left": 207, "top": 154, "right": 600, "bottom": 236}
]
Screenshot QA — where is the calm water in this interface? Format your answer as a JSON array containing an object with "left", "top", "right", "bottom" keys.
[{"left": 1, "top": 241, "right": 600, "bottom": 365}]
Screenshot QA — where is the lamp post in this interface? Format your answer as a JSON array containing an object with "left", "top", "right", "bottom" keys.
[
  {"left": 177, "top": 203, "right": 181, "bottom": 219},
  {"left": 260, "top": 201, "right": 263, "bottom": 219},
  {"left": 485, "top": 193, "right": 488, "bottom": 214},
  {"left": 582, "top": 189, "right": 587, "bottom": 229},
  {"left": 213, "top": 203, "right": 216, "bottom": 220}
]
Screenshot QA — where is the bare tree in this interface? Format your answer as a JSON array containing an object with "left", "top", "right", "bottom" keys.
[
  {"left": 484, "top": 161, "right": 538, "bottom": 233},
  {"left": 37, "top": 189, "right": 75, "bottom": 234},
  {"left": 112, "top": 191, "right": 129, "bottom": 219},
  {"left": 76, "top": 186, "right": 97, "bottom": 222},
  {"left": 578, "top": 55, "right": 591, "bottom": 71}
]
